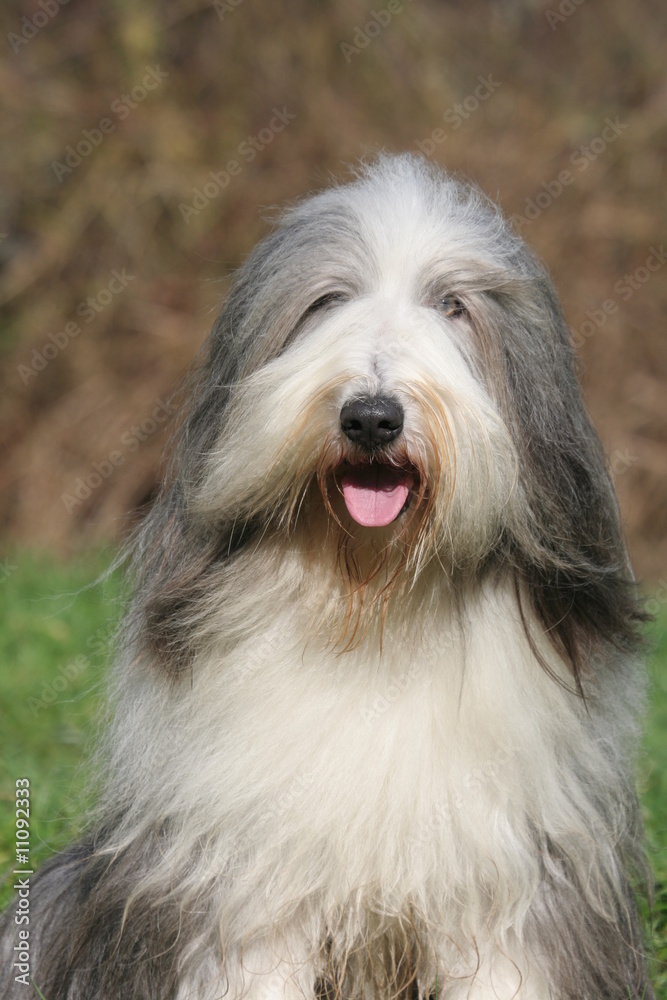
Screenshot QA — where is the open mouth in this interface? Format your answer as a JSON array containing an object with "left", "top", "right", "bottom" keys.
[{"left": 339, "top": 464, "right": 416, "bottom": 527}]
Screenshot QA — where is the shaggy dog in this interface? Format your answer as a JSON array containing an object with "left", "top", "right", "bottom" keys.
[{"left": 0, "top": 155, "right": 653, "bottom": 999}]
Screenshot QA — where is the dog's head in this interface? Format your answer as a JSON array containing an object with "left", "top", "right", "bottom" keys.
[
  {"left": 132, "top": 156, "right": 643, "bottom": 683},
  {"left": 194, "top": 165, "right": 522, "bottom": 581}
]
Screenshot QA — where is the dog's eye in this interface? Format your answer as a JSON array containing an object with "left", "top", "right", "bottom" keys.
[
  {"left": 305, "top": 292, "right": 346, "bottom": 315},
  {"left": 284, "top": 293, "right": 347, "bottom": 354},
  {"left": 438, "top": 295, "right": 467, "bottom": 319}
]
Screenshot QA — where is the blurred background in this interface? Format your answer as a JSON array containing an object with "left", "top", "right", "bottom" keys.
[
  {"left": 0, "top": 0, "right": 666, "bottom": 987},
  {"left": 0, "top": 0, "right": 665, "bottom": 576}
]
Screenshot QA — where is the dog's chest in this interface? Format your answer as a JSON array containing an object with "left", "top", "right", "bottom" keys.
[{"left": 202, "top": 605, "right": 527, "bottom": 892}]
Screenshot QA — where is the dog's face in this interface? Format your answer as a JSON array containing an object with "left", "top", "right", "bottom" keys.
[{"left": 195, "top": 163, "right": 526, "bottom": 584}]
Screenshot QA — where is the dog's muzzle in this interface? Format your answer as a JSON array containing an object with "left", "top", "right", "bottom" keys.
[{"left": 338, "top": 396, "right": 414, "bottom": 527}]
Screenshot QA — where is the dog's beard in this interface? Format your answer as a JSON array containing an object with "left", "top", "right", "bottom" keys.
[
  {"left": 194, "top": 316, "right": 520, "bottom": 650},
  {"left": 311, "top": 436, "right": 434, "bottom": 649}
]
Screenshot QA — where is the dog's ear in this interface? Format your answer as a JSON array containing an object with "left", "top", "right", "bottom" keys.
[
  {"left": 123, "top": 217, "right": 326, "bottom": 676},
  {"left": 125, "top": 294, "right": 260, "bottom": 677},
  {"left": 481, "top": 272, "right": 646, "bottom": 690},
  {"left": 126, "top": 490, "right": 257, "bottom": 678}
]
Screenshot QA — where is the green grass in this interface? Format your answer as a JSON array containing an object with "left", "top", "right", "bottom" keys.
[
  {"left": 0, "top": 552, "right": 123, "bottom": 906},
  {"left": 642, "top": 608, "right": 667, "bottom": 997},
  {"left": 0, "top": 553, "right": 665, "bottom": 994}
]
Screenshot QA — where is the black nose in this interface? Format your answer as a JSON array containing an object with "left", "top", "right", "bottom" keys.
[{"left": 340, "top": 396, "right": 404, "bottom": 449}]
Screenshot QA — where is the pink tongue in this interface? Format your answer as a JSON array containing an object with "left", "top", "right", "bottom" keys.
[{"left": 341, "top": 467, "right": 413, "bottom": 527}]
